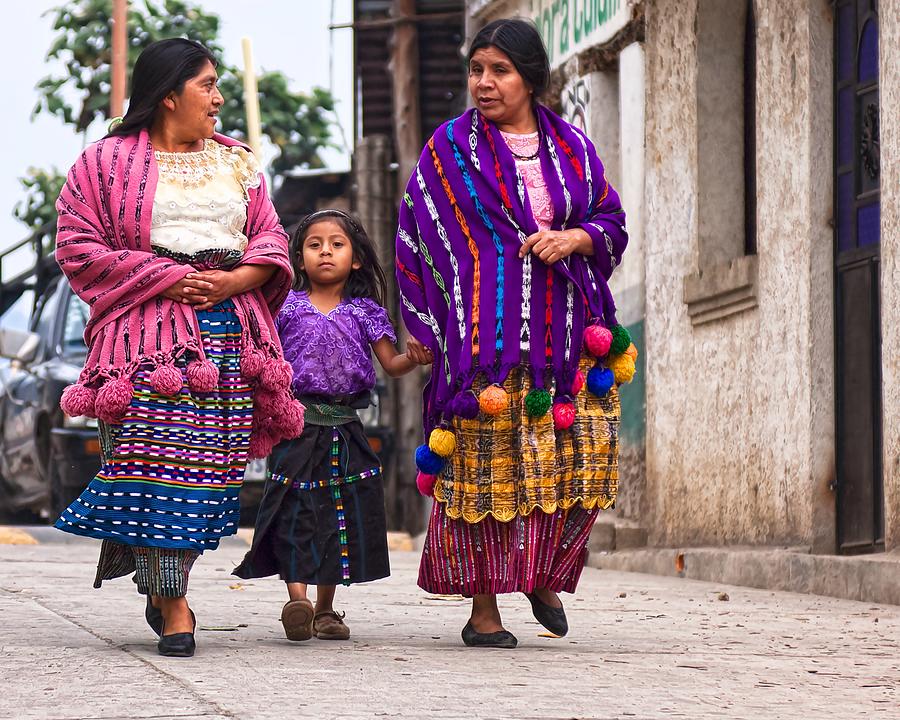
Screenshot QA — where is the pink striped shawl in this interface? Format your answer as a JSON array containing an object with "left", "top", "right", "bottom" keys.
[{"left": 55, "top": 130, "right": 304, "bottom": 458}]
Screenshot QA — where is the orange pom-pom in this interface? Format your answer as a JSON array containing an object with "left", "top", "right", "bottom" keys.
[
  {"left": 625, "top": 343, "right": 639, "bottom": 361},
  {"left": 478, "top": 384, "right": 508, "bottom": 416}
]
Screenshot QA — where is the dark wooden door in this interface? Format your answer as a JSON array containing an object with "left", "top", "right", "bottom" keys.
[{"left": 833, "top": 0, "right": 883, "bottom": 553}]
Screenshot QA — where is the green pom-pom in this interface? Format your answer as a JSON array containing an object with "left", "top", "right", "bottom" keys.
[
  {"left": 524, "top": 388, "right": 553, "bottom": 417},
  {"left": 610, "top": 324, "right": 632, "bottom": 356}
]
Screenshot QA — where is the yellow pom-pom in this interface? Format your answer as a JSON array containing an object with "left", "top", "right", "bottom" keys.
[
  {"left": 608, "top": 353, "right": 636, "bottom": 385},
  {"left": 478, "top": 384, "right": 508, "bottom": 416},
  {"left": 428, "top": 428, "right": 457, "bottom": 457},
  {"left": 625, "top": 343, "right": 638, "bottom": 361}
]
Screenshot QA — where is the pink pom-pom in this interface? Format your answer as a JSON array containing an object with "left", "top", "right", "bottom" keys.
[
  {"left": 572, "top": 370, "right": 586, "bottom": 395},
  {"left": 552, "top": 401, "right": 576, "bottom": 430},
  {"left": 416, "top": 471, "right": 437, "bottom": 497},
  {"left": 254, "top": 389, "right": 281, "bottom": 416},
  {"left": 584, "top": 325, "right": 613, "bottom": 358},
  {"left": 260, "top": 358, "right": 292, "bottom": 391},
  {"left": 240, "top": 350, "right": 266, "bottom": 379},
  {"left": 60, "top": 383, "right": 97, "bottom": 417},
  {"left": 95, "top": 378, "right": 134, "bottom": 424},
  {"left": 149, "top": 363, "right": 183, "bottom": 396},
  {"left": 186, "top": 359, "right": 219, "bottom": 393},
  {"left": 276, "top": 399, "right": 305, "bottom": 439},
  {"left": 248, "top": 432, "right": 274, "bottom": 460}
]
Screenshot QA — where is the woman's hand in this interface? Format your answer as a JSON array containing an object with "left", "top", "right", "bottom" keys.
[
  {"left": 518, "top": 228, "right": 593, "bottom": 265},
  {"left": 161, "top": 276, "right": 214, "bottom": 305},
  {"left": 183, "top": 270, "right": 241, "bottom": 311},
  {"left": 406, "top": 337, "right": 434, "bottom": 365}
]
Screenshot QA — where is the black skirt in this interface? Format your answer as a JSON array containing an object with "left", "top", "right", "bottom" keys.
[{"left": 233, "top": 420, "right": 390, "bottom": 586}]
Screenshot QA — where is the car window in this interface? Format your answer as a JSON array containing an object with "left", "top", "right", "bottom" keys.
[
  {"left": 62, "top": 294, "right": 89, "bottom": 357},
  {"left": 0, "top": 288, "right": 35, "bottom": 333},
  {"left": 31, "top": 282, "right": 62, "bottom": 358}
]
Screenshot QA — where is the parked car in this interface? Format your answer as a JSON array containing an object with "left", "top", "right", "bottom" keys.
[{"left": 0, "top": 278, "right": 394, "bottom": 522}]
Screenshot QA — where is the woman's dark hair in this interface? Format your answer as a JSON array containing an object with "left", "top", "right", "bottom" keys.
[
  {"left": 107, "top": 38, "right": 217, "bottom": 137},
  {"left": 467, "top": 18, "right": 550, "bottom": 99},
  {"left": 290, "top": 210, "right": 388, "bottom": 306}
]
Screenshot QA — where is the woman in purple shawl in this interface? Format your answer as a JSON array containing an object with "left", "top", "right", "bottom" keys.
[{"left": 396, "top": 19, "right": 631, "bottom": 648}]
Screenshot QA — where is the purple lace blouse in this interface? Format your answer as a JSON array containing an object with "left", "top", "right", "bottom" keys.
[{"left": 276, "top": 290, "right": 397, "bottom": 397}]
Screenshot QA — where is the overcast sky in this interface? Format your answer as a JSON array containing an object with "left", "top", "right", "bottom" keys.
[{"left": 0, "top": 0, "right": 353, "bottom": 277}]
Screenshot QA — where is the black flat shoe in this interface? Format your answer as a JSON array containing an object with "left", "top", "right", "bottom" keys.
[
  {"left": 525, "top": 592, "right": 568, "bottom": 637},
  {"left": 461, "top": 620, "right": 518, "bottom": 649},
  {"left": 145, "top": 594, "right": 163, "bottom": 636},
  {"left": 157, "top": 610, "right": 196, "bottom": 657}
]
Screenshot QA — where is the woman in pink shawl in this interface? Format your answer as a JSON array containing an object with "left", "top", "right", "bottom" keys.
[{"left": 53, "top": 38, "right": 303, "bottom": 657}]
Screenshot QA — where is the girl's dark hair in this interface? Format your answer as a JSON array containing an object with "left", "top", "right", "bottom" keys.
[
  {"left": 107, "top": 38, "right": 218, "bottom": 137},
  {"left": 467, "top": 18, "right": 550, "bottom": 99},
  {"left": 290, "top": 210, "right": 388, "bottom": 306}
]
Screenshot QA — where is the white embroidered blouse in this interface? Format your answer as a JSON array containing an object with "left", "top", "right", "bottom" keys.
[{"left": 151, "top": 139, "right": 262, "bottom": 263}]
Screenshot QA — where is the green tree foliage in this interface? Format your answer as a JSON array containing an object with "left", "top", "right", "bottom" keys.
[
  {"left": 14, "top": 169, "right": 67, "bottom": 233},
  {"left": 19, "top": 0, "right": 336, "bottom": 240}
]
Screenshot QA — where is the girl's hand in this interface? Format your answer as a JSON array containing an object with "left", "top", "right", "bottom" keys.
[
  {"left": 161, "top": 276, "right": 213, "bottom": 304},
  {"left": 184, "top": 270, "right": 241, "bottom": 311},
  {"left": 518, "top": 228, "right": 593, "bottom": 265},
  {"left": 406, "top": 337, "right": 433, "bottom": 365}
]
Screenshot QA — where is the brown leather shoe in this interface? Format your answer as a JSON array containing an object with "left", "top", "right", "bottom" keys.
[
  {"left": 313, "top": 610, "right": 350, "bottom": 640},
  {"left": 281, "top": 599, "right": 314, "bottom": 641}
]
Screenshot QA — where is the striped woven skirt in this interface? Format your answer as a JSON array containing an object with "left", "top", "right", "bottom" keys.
[
  {"left": 55, "top": 301, "right": 252, "bottom": 563},
  {"left": 234, "top": 419, "right": 389, "bottom": 587},
  {"left": 418, "top": 360, "right": 618, "bottom": 596}
]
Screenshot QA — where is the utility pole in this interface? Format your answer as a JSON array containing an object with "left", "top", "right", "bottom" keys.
[
  {"left": 388, "top": 0, "right": 425, "bottom": 534},
  {"left": 389, "top": 0, "right": 422, "bottom": 194},
  {"left": 110, "top": 0, "right": 127, "bottom": 118}
]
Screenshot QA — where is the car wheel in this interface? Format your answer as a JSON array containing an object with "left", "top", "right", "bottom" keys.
[{"left": 48, "top": 456, "right": 76, "bottom": 520}]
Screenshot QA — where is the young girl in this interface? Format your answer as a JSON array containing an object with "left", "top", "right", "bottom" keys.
[{"left": 234, "top": 209, "right": 431, "bottom": 641}]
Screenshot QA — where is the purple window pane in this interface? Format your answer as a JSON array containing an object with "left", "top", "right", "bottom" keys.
[
  {"left": 858, "top": 20, "right": 878, "bottom": 84},
  {"left": 837, "top": 172, "right": 855, "bottom": 252},
  {"left": 857, "top": 202, "right": 880, "bottom": 247},
  {"left": 837, "top": 86, "right": 853, "bottom": 167},
  {"left": 837, "top": 4, "right": 855, "bottom": 81}
]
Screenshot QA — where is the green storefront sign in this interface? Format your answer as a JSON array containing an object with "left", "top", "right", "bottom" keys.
[{"left": 532, "top": 0, "right": 628, "bottom": 67}]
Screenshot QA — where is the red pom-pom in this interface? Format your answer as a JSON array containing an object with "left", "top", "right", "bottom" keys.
[
  {"left": 552, "top": 402, "right": 576, "bottom": 430},
  {"left": 260, "top": 358, "right": 292, "bottom": 391},
  {"left": 572, "top": 370, "right": 586, "bottom": 395},
  {"left": 149, "top": 363, "right": 183, "bottom": 396},
  {"left": 416, "top": 471, "right": 437, "bottom": 497},
  {"left": 247, "top": 432, "right": 274, "bottom": 460},
  {"left": 584, "top": 325, "right": 613, "bottom": 358},
  {"left": 186, "top": 359, "right": 219, "bottom": 393},
  {"left": 95, "top": 378, "right": 134, "bottom": 423},
  {"left": 60, "top": 383, "right": 97, "bottom": 417},
  {"left": 240, "top": 350, "right": 266, "bottom": 379}
]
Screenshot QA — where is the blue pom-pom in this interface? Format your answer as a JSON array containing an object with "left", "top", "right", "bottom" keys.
[
  {"left": 449, "top": 391, "right": 480, "bottom": 419},
  {"left": 415, "top": 444, "right": 446, "bottom": 474},
  {"left": 587, "top": 367, "right": 615, "bottom": 397}
]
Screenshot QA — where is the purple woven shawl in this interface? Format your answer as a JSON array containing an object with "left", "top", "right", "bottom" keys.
[{"left": 395, "top": 105, "right": 627, "bottom": 432}]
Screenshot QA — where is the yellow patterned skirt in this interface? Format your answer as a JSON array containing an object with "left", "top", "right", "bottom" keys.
[{"left": 434, "top": 357, "right": 619, "bottom": 524}]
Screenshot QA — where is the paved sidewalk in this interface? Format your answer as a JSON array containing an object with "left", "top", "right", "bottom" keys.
[{"left": 0, "top": 530, "right": 897, "bottom": 720}]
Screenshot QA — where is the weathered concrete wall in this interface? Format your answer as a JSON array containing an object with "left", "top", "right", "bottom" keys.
[
  {"left": 880, "top": 0, "right": 900, "bottom": 552},
  {"left": 642, "top": 0, "right": 835, "bottom": 547}
]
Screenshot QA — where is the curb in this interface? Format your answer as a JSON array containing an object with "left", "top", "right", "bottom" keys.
[{"left": 587, "top": 545, "right": 900, "bottom": 606}]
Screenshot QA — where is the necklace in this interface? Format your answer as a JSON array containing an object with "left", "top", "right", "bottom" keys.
[
  {"left": 504, "top": 130, "right": 542, "bottom": 161},
  {"left": 509, "top": 146, "right": 540, "bottom": 161}
]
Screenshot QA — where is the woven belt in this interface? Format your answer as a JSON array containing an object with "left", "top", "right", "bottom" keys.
[{"left": 303, "top": 402, "right": 359, "bottom": 426}]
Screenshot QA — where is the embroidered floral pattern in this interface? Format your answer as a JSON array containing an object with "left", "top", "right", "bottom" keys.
[{"left": 501, "top": 131, "right": 554, "bottom": 231}]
